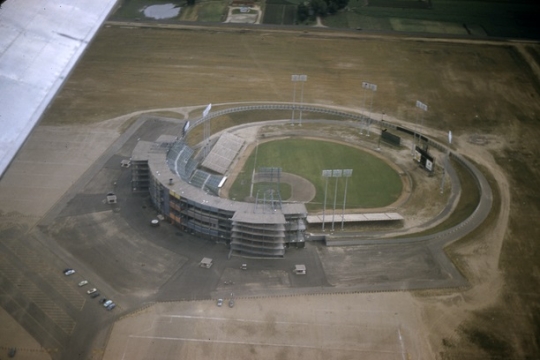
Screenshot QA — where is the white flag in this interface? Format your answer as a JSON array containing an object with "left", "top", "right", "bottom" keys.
[{"left": 203, "top": 103, "right": 212, "bottom": 118}]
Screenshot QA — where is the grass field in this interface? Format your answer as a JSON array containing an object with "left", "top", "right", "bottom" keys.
[
  {"left": 325, "top": 0, "right": 540, "bottom": 37},
  {"left": 45, "top": 26, "right": 537, "bottom": 131},
  {"left": 227, "top": 138, "right": 403, "bottom": 209},
  {"left": 262, "top": 0, "right": 298, "bottom": 25}
]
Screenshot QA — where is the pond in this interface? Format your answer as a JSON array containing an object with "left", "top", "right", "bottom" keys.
[{"left": 142, "top": 4, "right": 181, "bottom": 19}]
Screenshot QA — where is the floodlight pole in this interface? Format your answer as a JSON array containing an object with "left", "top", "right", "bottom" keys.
[
  {"left": 412, "top": 112, "right": 418, "bottom": 156},
  {"left": 323, "top": 177, "right": 328, "bottom": 230},
  {"left": 331, "top": 169, "right": 342, "bottom": 232},
  {"left": 291, "top": 75, "right": 307, "bottom": 126},
  {"left": 361, "top": 82, "right": 377, "bottom": 136},
  {"left": 412, "top": 100, "right": 428, "bottom": 156},
  {"left": 361, "top": 82, "right": 368, "bottom": 135},
  {"left": 441, "top": 131, "right": 452, "bottom": 193},
  {"left": 291, "top": 76, "right": 297, "bottom": 125},
  {"left": 377, "top": 112, "right": 384, "bottom": 151},
  {"left": 322, "top": 170, "right": 332, "bottom": 231},
  {"left": 332, "top": 177, "right": 338, "bottom": 231},
  {"left": 367, "top": 83, "right": 377, "bottom": 137},
  {"left": 299, "top": 75, "right": 307, "bottom": 126},
  {"left": 341, "top": 169, "right": 353, "bottom": 230}
]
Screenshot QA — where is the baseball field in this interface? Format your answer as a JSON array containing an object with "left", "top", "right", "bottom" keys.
[{"left": 4, "top": 20, "right": 540, "bottom": 360}]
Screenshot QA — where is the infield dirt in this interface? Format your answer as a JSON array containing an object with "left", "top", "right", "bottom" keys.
[{"left": 6, "top": 23, "right": 540, "bottom": 359}]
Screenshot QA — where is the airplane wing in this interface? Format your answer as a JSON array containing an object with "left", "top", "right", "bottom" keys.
[{"left": 0, "top": 0, "right": 118, "bottom": 178}]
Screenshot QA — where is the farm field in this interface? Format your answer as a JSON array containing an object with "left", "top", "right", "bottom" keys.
[
  {"left": 111, "top": 0, "right": 540, "bottom": 39},
  {"left": 6, "top": 21, "right": 540, "bottom": 359}
]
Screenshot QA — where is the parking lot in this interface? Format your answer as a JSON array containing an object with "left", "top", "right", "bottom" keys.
[{"left": 103, "top": 292, "right": 430, "bottom": 360}]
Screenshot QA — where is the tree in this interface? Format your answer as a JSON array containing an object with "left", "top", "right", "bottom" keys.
[
  {"left": 327, "top": 1, "right": 338, "bottom": 14},
  {"left": 333, "top": 0, "right": 349, "bottom": 10},
  {"left": 311, "top": 0, "right": 328, "bottom": 17},
  {"left": 301, "top": 0, "right": 348, "bottom": 19},
  {"left": 297, "top": 3, "right": 310, "bottom": 22}
]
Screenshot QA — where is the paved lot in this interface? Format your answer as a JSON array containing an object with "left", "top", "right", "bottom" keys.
[
  {"left": 103, "top": 292, "right": 431, "bottom": 360},
  {"left": 0, "top": 124, "right": 120, "bottom": 222}
]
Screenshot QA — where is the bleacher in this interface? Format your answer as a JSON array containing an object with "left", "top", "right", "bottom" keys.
[
  {"left": 201, "top": 132, "right": 244, "bottom": 175},
  {"left": 166, "top": 140, "right": 225, "bottom": 195},
  {"left": 190, "top": 170, "right": 210, "bottom": 188}
]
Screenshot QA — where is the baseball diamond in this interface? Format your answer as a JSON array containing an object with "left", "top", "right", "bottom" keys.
[{"left": 131, "top": 103, "right": 490, "bottom": 258}]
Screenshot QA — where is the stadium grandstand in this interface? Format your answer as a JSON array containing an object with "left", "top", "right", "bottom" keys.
[{"left": 132, "top": 133, "right": 307, "bottom": 258}]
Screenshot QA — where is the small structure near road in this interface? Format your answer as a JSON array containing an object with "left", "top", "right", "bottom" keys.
[
  {"left": 294, "top": 264, "right": 306, "bottom": 275},
  {"left": 106, "top": 192, "right": 117, "bottom": 204},
  {"left": 200, "top": 257, "right": 213, "bottom": 268}
]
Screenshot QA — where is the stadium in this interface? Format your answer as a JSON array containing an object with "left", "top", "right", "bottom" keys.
[{"left": 130, "top": 103, "right": 491, "bottom": 258}]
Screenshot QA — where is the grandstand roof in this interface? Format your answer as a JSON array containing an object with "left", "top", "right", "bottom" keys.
[
  {"left": 306, "top": 212, "right": 403, "bottom": 224},
  {"left": 232, "top": 205, "right": 287, "bottom": 224},
  {"left": 132, "top": 135, "right": 177, "bottom": 160},
  {"left": 201, "top": 132, "right": 244, "bottom": 175}
]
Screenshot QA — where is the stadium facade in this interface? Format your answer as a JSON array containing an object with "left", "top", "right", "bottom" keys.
[{"left": 131, "top": 134, "right": 307, "bottom": 258}]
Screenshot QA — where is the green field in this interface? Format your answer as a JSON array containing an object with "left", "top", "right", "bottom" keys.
[{"left": 228, "top": 138, "right": 403, "bottom": 210}]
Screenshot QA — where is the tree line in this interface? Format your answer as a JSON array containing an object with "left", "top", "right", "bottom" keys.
[{"left": 297, "top": 0, "right": 349, "bottom": 22}]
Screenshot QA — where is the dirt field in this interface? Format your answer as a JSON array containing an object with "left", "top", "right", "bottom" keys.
[{"left": 4, "top": 22, "right": 540, "bottom": 359}]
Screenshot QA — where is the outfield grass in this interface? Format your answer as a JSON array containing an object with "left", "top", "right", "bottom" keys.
[{"left": 228, "top": 138, "right": 403, "bottom": 210}]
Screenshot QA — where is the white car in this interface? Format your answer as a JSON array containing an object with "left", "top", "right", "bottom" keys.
[
  {"left": 217, "top": 298, "right": 223, "bottom": 307},
  {"left": 87, "top": 288, "right": 97, "bottom": 295},
  {"left": 103, "top": 300, "right": 113, "bottom": 307},
  {"left": 78, "top": 280, "right": 88, "bottom": 287},
  {"left": 63, "top": 269, "right": 75, "bottom": 276}
]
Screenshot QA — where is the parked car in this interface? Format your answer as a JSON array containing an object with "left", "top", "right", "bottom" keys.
[
  {"left": 229, "top": 293, "right": 234, "bottom": 308},
  {"left": 90, "top": 292, "right": 100, "bottom": 299},
  {"left": 63, "top": 269, "right": 75, "bottom": 276},
  {"left": 217, "top": 298, "right": 223, "bottom": 307},
  {"left": 103, "top": 300, "right": 113, "bottom": 307},
  {"left": 100, "top": 298, "right": 108, "bottom": 304},
  {"left": 87, "top": 288, "right": 97, "bottom": 294},
  {"left": 106, "top": 303, "right": 116, "bottom": 311},
  {"left": 78, "top": 280, "right": 88, "bottom": 287}
]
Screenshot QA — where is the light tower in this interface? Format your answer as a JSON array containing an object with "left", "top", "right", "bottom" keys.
[
  {"left": 412, "top": 100, "right": 428, "bottom": 155},
  {"left": 291, "top": 74, "right": 307, "bottom": 125},
  {"left": 361, "top": 81, "right": 377, "bottom": 136}
]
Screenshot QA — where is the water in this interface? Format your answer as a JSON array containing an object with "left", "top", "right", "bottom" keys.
[{"left": 142, "top": 4, "right": 181, "bottom": 19}]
